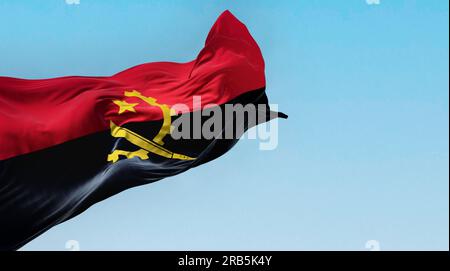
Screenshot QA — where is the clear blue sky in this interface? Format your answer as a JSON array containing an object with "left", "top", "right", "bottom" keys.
[{"left": 0, "top": 0, "right": 448, "bottom": 250}]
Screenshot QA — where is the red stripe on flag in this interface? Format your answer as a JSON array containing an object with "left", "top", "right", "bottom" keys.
[{"left": 0, "top": 11, "right": 265, "bottom": 160}]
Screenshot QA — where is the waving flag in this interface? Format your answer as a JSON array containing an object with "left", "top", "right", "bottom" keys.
[{"left": 0, "top": 10, "right": 286, "bottom": 250}]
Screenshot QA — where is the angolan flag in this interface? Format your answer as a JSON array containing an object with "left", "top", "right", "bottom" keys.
[{"left": 0, "top": 10, "right": 286, "bottom": 250}]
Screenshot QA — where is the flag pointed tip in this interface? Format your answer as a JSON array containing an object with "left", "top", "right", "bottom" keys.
[
  {"left": 278, "top": 112, "right": 288, "bottom": 119},
  {"left": 206, "top": 10, "right": 249, "bottom": 46},
  {"left": 268, "top": 111, "right": 288, "bottom": 120},
  {"left": 216, "top": 10, "right": 239, "bottom": 25},
  {"left": 220, "top": 10, "right": 233, "bottom": 17}
]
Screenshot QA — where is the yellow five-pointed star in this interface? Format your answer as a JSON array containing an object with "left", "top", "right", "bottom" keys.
[{"left": 113, "top": 100, "right": 139, "bottom": 114}]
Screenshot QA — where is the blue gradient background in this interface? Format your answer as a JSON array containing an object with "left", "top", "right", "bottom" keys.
[{"left": 0, "top": 0, "right": 448, "bottom": 250}]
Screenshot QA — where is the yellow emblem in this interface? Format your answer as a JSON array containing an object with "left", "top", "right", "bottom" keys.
[
  {"left": 107, "top": 90, "right": 195, "bottom": 163},
  {"left": 113, "top": 100, "right": 138, "bottom": 114}
]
